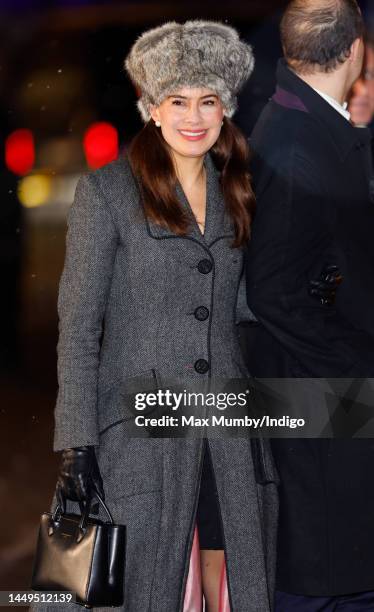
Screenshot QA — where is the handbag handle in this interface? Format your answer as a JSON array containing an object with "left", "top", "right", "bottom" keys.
[
  {"left": 76, "top": 489, "right": 113, "bottom": 542},
  {"left": 49, "top": 487, "right": 114, "bottom": 542}
]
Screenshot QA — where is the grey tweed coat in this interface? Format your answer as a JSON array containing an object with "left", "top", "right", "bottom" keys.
[{"left": 33, "top": 153, "right": 278, "bottom": 612}]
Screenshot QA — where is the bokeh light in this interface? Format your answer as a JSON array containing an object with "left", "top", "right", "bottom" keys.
[
  {"left": 18, "top": 174, "right": 52, "bottom": 208},
  {"left": 5, "top": 129, "right": 35, "bottom": 176},
  {"left": 83, "top": 122, "right": 119, "bottom": 169}
]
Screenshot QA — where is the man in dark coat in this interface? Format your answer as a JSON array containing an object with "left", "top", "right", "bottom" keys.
[{"left": 245, "top": 0, "right": 374, "bottom": 609}]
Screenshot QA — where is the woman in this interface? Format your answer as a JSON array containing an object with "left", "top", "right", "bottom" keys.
[{"left": 37, "top": 21, "right": 279, "bottom": 612}]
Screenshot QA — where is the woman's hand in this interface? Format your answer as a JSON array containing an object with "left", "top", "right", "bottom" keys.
[{"left": 56, "top": 446, "right": 104, "bottom": 505}]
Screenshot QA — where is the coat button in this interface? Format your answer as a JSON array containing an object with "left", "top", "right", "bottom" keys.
[
  {"left": 194, "top": 306, "right": 209, "bottom": 321},
  {"left": 197, "top": 259, "right": 213, "bottom": 274},
  {"left": 194, "top": 359, "right": 209, "bottom": 374}
]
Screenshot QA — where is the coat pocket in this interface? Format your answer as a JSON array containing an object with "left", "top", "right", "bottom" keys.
[
  {"left": 98, "top": 369, "right": 160, "bottom": 435},
  {"left": 251, "top": 437, "right": 280, "bottom": 486}
]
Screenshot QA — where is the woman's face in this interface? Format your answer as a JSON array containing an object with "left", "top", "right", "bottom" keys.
[
  {"left": 349, "top": 44, "right": 374, "bottom": 126},
  {"left": 150, "top": 87, "right": 225, "bottom": 160}
]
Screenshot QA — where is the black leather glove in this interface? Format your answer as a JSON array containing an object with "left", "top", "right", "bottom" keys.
[
  {"left": 308, "top": 264, "right": 343, "bottom": 306},
  {"left": 56, "top": 446, "right": 104, "bottom": 508}
]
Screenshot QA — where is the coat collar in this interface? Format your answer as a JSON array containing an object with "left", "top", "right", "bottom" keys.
[
  {"left": 145, "top": 152, "right": 235, "bottom": 246},
  {"left": 273, "top": 58, "right": 372, "bottom": 160}
]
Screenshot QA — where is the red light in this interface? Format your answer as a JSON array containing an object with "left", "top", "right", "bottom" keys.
[
  {"left": 83, "top": 122, "right": 119, "bottom": 169},
  {"left": 5, "top": 129, "right": 35, "bottom": 176}
]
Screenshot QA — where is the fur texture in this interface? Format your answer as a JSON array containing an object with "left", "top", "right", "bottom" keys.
[{"left": 125, "top": 20, "right": 255, "bottom": 121}]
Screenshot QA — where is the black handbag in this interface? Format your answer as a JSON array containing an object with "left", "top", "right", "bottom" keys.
[{"left": 31, "top": 492, "right": 126, "bottom": 608}]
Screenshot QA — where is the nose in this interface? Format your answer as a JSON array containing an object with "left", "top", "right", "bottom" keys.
[
  {"left": 359, "top": 78, "right": 369, "bottom": 96},
  {"left": 352, "top": 77, "right": 368, "bottom": 96},
  {"left": 184, "top": 102, "right": 203, "bottom": 124}
]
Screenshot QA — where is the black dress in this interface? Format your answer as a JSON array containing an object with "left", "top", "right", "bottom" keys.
[{"left": 196, "top": 446, "right": 224, "bottom": 550}]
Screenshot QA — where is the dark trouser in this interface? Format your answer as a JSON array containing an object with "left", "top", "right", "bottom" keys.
[{"left": 275, "top": 590, "right": 374, "bottom": 611}]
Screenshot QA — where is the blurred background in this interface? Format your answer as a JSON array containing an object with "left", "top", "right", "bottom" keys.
[{"left": 0, "top": 0, "right": 373, "bottom": 605}]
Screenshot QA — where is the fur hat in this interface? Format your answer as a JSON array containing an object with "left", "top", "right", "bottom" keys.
[{"left": 125, "top": 20, "right": 254, "bottom": 122}]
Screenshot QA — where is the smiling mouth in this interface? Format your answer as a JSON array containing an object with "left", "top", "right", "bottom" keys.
[{"left": 178, "top": 129, "right": 208, "bottom": 139}]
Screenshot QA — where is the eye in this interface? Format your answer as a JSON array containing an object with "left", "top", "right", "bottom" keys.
[
  {"left": 203, "top": 99, "right": 216, "bottom": 105},
  {"left": 171, "top": 99, "right": 185, "bottom": 106}
]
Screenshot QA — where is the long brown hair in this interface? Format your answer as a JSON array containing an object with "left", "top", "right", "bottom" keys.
[{"left": 128, "top": 118, "right": 255, "bottom": 247}]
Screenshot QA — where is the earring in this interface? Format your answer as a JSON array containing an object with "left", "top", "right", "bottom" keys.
[{"left": 155, "top": 120, "right": 161, "bottom": 127}]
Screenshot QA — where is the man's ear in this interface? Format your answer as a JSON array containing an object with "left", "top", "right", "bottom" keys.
[{"left": 349, "top": 37, "right": 363, "bottom": 63}]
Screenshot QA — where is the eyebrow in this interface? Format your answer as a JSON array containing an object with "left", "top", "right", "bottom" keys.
[{"left": 168, "top": 94, "right": 218, "bottom": 100}]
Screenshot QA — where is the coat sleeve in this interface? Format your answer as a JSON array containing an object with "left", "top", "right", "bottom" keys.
[
  {"left": 246, "top": 145, "right": 373, "bottom": 377},
  {"left": 54, "top": 173, "right": 118, "bottom": 451}
]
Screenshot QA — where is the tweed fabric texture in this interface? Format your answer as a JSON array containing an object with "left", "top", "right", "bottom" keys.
[
  {"left": 31, "top": 154, "right": 278, "bottom": 611},
  {"left": 125, "top": 20, "right": 254, "bottom": 121}
]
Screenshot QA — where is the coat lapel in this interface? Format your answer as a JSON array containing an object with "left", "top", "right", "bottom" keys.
[
  {"left": 145, "top": 153, "right": 235, "bottom": 245},
  {"left": 203, "top": 153, "right": 235, "bottom": 246}
]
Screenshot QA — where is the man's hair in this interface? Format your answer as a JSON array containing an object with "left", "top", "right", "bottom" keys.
[{"left": 280, "top": 0, "right": 364, "bottom": 74}]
